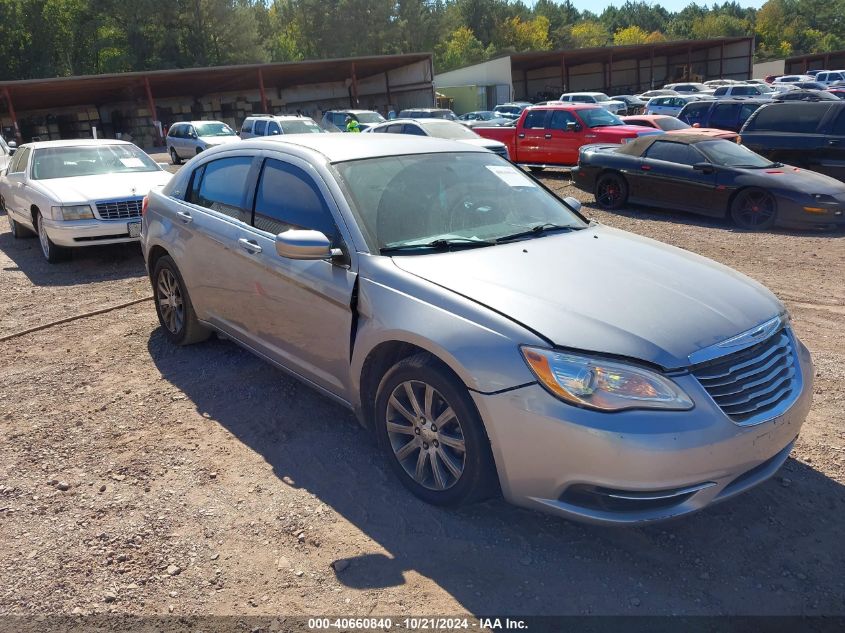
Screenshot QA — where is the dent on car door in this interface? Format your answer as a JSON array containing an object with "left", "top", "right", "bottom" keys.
[
  {"left": 233, "top": 156, "right": 357, "bottom": 398},
  {"left": 179, "top": 154, "right": 261, "bottom": 327}
]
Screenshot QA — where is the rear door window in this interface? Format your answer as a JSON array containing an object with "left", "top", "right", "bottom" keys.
[
  {"left": 709, "top": 104, "right": 740, "bottom": 129},
  {"left": 522, "top": 110, "right": 548, "bottom": 129},
  {"left": 254, "top": 120, "right": 268, "bottom": 136},
  {"left": 644, "top": 141, "right": 702, "bottom": 165},
  {"left": 241, "top": 119, "right": 254, "bottom": 133},
  {"left": 253, "top": 159, "right": 338, "bottom": 242},
  {"left": 190, "top": 156, "right": 255, "bottom": 222},
  {"left": 679, "top": 101, "right": 710, "bottom": 124},
  {"left": 268, "top": 121, "right": 282, "bottom": 136},
  {"left": 549, "top": 110, "right": 578, "bottom": 130},
  {"left": 402, "top": 124, "right": 426, "bottom": 136},
  {"left": 746, "top": 103, "right": 828, "bottom": 133},
  {"left": 714, "top": 87, "right": 728, "bottom": 96}
]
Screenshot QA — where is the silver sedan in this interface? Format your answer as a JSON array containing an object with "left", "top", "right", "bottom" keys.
[{"left": 141, "top": 135, "right": 812, "bottom": 525}]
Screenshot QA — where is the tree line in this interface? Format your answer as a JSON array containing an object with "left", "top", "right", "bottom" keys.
[{"left": 0, "top": 0, "right": 842, "bottom": 81}]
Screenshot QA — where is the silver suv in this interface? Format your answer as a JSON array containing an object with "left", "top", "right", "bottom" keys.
[
  {"left": 166, "top": 121, "right": 239, "bottom": 165},
  {"left": 141, "top": 134, "right": 812, "bottom": 525},
  {"left": 239, "top": 115, "right": 324, "bottom": 139}
]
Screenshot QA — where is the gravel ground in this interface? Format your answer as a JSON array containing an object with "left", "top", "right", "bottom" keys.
[{"left": 1, "top": 167, "right": 844, "bottom": 619}]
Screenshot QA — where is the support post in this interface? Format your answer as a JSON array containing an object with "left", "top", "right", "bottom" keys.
[
  {"left": 2, "top": 87, "right": 21, "bottom": 143},
  {"left": 144, "top": 77, "right": 161, "bottom": 145},
  {"left": 258, "top": 67, "right": 268, "bottom": 114},
  {"left": 635, "top": 57, "right": 641, "bottom": 93},
  {"left": 384, "top": 72, "right": 392, "bottom": 112},
  {"left": 719, "top": 42, "right": 724, "bottom": 79},
  {"left": 650, "top": 47, "right": 655, "bottom": 88},
  {"left": 687, "top": 44, "right": 692, "bottom": 81},
  {"left": 607, "top": 52, "right": 614, "bottom": 93},
  {"left": 523, "top": 68, "right": 528, "bottom": 101},
  {"left": 560, "top": 56, "right": 567, "bottom": 93},
  {"left": 350, "top": 63, "right": 359, "bottom": 107},
  {"left": 824, "top": 53, "right": 830, "bottom": 70}
]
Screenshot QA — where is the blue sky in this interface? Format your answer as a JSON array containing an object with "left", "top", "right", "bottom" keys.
[{"left": 525, "top": 0, "right": 768, "bottom": 14}]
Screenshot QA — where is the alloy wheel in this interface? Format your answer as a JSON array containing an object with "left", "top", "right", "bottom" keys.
[
  {"left": 385, "top": 380, "right": 466, "bottom": 491},
  {"left": 37, "top": 215, "right": 50, "bottom": 258},
  {"left": 733, "top": 190, "right": 776, "bottom": 228},
  {"left": 156, "top": 268, "right": 185, "bottom": 334},
  {"left": 596, "top": 174, "right": 627, "bottom": 209}
]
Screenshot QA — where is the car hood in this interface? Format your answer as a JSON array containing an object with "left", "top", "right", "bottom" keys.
[
  {"left": 199, "top": 135, "right": 240, "bottom": 146},
  {"left": 597, "top": 125, "right": 663, "bottom": 137},
  {"left": 458, "top": 138, "right": 508, "bottom": 150},
  {"left": 34, "top": 170, "right": 172, "bottom": 204},
  {"left": 390, "top": 225, "right": 782, "bottom": 369},
  {"left": 745, "top": 163, "right": 845, "bottom": 194}
]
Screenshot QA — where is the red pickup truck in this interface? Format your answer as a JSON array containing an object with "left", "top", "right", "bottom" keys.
[{"left": 475, "top": 103, "right": 662, "bottom": 169}]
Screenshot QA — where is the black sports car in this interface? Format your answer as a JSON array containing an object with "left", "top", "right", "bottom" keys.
[{"left": 571, "top": 134, "right": 845, "bottom": 229}]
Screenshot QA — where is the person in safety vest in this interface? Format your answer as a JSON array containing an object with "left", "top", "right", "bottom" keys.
[{"left": 345, "top": 116, "right": 361, "bottom": 133}]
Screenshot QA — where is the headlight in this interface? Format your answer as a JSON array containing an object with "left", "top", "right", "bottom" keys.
[
  {"left": 53, "top": 205, "right": 94, "bottom": 221},
  {"left": 521, "top": 346, "right": 694, "bottom": 412}
]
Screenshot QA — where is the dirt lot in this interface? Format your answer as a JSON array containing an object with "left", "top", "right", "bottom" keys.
[{"left": 1, "top": 169, "right": 844, "bottom": 620}]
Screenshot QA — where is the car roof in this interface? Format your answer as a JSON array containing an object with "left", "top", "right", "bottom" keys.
[
  {"left": 616, "top": 133, "right": 726, "bottom": 156},
  {"left": 18, "top": 139, "right": 135, "bottom": 150},
  {"left": 246, "top": 114, "right": 311, "bottom": 120},
  {"left": 325, "top": 109, "right": 377, "bottom": 114},
  {"left": 527, "top": 103, "right": 602, "bottom": 111},
  {"left": 236, "top": 133, "right": 488, "bottom": 163},
  {"left": 175, "top": 120, "right": 228, "bottom": 126}
]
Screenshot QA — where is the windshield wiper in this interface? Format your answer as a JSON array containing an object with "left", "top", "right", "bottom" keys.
[
  {"left": 380, "top": 237, "right": 496, "bottom": 254},
  {"left": 495, "top": 223, "right": 581, "bottom": 243}
]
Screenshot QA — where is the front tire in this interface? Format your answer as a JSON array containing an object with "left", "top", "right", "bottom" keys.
[
  {"left": 152, "top": 255, "right": 210, "bottom": 345},
  {"left": 730, "top": 188, "right": 777, "bottom": 230},
  {"left": 595, "top": 172, "right": 629, "bottom": 210},
  {"left": 36, "top": 212, "right": 70, "bottom": 263},
  {"left": 374, "top": 353, "right": 497, "bottom": 507},
  {"left": 170, "top": 147, "right": 182, "bottom": 165}
]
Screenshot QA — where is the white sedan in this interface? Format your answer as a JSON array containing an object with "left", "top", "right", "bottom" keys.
[{"left": 0, "top": 139, "right": 171, "bottom": 262}]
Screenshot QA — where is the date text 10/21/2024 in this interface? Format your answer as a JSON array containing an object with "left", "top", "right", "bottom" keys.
[{"left": 306, "top": 617, "right": 528, "bottom": 630}]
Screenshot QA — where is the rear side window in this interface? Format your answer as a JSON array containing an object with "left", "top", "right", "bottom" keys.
[
  {"left": 253, "top": 159, "right": 338, "bottom": 241},
  {"left": 679, "top": 101, "right": 710, "bottom": 124},
  {"left": 714, "top": 87, "right": 728, "bottom": 96},
  {"left": 709, "top": 104, "right": 740, "bottom": 128},
  {"left": 254, "top": 120, "right": 268, "bottom": 136},
  {"left": 190, "top": 156, "right": 254, "bottom": 222},
  {"left": 745, "top": 103, "right": 827, "bottom": 133},
  {"left": 8, "top": 147, "right": 29, "bottom": 173},
  {"left": 644, "top": 141, "right": 702, "bottom": 166},
  {"left": 241, "top": 120, "right": 254, "bottom": 133},
  {"left": 523, "top": 110, "right": 548, "bottom": 129},
  {"left": 549, "top": 110, "right": 578, "bottom": 130},
  {"left": 402, "top": 124, "right": 426, "bottom": 136},
  {"left": 168, "top": 125, "right": 180, "bottom": 138},
  {"left": 268, "top": 121, "right": 281, "bottom": 136},
  {"left": 739, "top": 103, "right": 761, "bottom": 125}
]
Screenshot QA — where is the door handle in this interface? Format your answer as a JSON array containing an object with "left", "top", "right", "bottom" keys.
[
  {"left": 518, "top": 133, "right": 526, "bottom": 139},
  {"left": 544, "top": 134, "right": 552, "bottom": 139},
  {"left": 238, "top": 238, "right": 262, "bottom": 254},
  {"left": 176, "top": 211, "right": 192, "bottom": 223},
  {"left": 828, "top": 139, "right": 840, "bottom": 146}
]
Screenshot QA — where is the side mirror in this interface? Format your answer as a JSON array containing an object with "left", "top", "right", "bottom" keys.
[
  {"left": 566, "top": 121, "right": 578, "bottom": 131},
  {"left": 563, "top": 196, "right": 582, "bottom": 213},
  {"left": 275, "top": 229, "right": 333, "bottom": 260},
  {"left": 692, "top": 122, "right": 701, "bottom": 128},
  {"left": 693, "top": 162, "right": 715, "bottom": 174},
  {"left": 7, "top": 147, "right": 15, "bottom": 156}
]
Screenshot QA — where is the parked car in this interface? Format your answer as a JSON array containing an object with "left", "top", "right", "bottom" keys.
[
  {"left": 739, "top": 101, "right": 845, "bottom": 182},
  {"left": 790, "top": 81, "right": 828, "bottom": 91},
  {"left": 613, "top": 95, "right": 647, "bottom": 115},
  {"left": 663, "top": 82, "right": 715, "bottom": 95},
  {"left": 365, "top": 119, "right": 509, "bottom": 159},
  {"left": 321, "top": 109, "right": 385, "bottom": 132},
  {"left": 773, "top": 89, "right": 840, "bottom": 102},
  {"left": 474, "top": 103, "right": 661, "bottom": 169},
  {"left": 397, "top": 108, "right": 458, "bottom": 120},
  {"left": 826, "top": 88, "right": 845, "bottom": 100},
  {"left": 141, "top": 133, "right": 813, "bottom": 524},
  {"left": 814, "top": 70, "right": 845, "bottom": 86},
  {"left": 240, "top": 115, "right": 325, "bottom": 139},
  {"left": 0, "top": 139, "right": 171, "bottom": 262},
  {"left": 621, "top": 115, "right": 739, "bottom": 141},
  {"left": 166, "top": 120, "right": 240, "bottom": 165},
  {"left": 559, "top": 92, "right": 626, "bottom": 114},
  {"left": 646, "top": 94, "right": 710, "bottom": 117},
  {"left": 703, "top": 79, "right": 742, "bottom": 87},
  {"left": 805, "top": 69, "right": 823, "bottom": 76},
  {"left": 458, "top": 111, "right": 496, "bottom": 121},
  {"left": 573, "top": 134, "right": 845, "bottom": 229},
  {"left": 492, "top": 102, "right": 533, "bottom": 120},
  {"left": 638, "top": 89, "right": 679, "bottom": 99},
  {"left": 678, "top": 98, "right": 766, "bottom": 132},
  {"left": 773, "top": 75, "right": 815, "bottom": 84},
  {"left": 457, "top": 111, "right": 513, "bottom": 128},
  {"left": 712, "top": 83, "right": 774, "bottom": 100}
]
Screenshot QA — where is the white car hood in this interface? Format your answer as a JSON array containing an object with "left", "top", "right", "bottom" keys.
[
  {"left": 34, "top": 170, "right": 172, "bottom": 204},
  {"left": 199, "top": 136, "right": 241, "bottom": 147},
  {"left": 459, "top": 138, "right": 507, "bottom": 150}
]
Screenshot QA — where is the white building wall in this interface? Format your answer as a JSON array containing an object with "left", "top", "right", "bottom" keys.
[{"left": 434, "top": 57, "right": 513, "bottom": 96}]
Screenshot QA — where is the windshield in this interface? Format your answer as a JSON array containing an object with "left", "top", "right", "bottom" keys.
[
  {"left": 755, "top": 84, "right": 774, "bottom": 93},
  {"left": 696, "top": 140, "right": 774, "bottom": 168},
  {"left": 31, "top": 144, "right": 160, "bottom": 180},
  {"left": 593, "top": 94, "right": 609, "bottom": 102},
  {"left": 334, "top": 152, "right": 586, "bottom": 253},
  {"left": 279, "top": 119, "right": 324, "bottom": 134},
  {"left": 422, "top": 121, "right": 480, "bottom": 140},
  {"left": 579, "top": 108, "right": 624, "bottom": 127},
  {"left": 655, "top": 117, "right": 690, "bottom": 131},
  {"left": 195, "top": 122, "right": 236, "bottom": 137},
  {"left": 354, "top": 112, "right": 385, "bottom": 124}
]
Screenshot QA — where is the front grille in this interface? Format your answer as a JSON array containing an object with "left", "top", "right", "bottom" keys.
[
  {"left": 692, "top": 329, "right": 798, "bottom": 425},
  {"left": 96, "top": 198, "right": 143, "bottom": 220}
]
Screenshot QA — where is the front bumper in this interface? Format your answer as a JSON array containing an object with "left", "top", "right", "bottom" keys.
[
  {"left": 42, "top": 217, "right": 140, "bottom": 247},
  {"left": 472, "top": 338, "right": 813, "bottom": 525},
  {"left": 775, "top": 197, "right": 845, "bottom": 228}
]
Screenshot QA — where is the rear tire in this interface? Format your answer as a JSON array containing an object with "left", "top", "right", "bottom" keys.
[
  {"left": 169, "top": 147, "right": 182, "bottom": 165},
  {"left": 6, "top": 208, "right": 34, "bottom": 238},
  {"left": 152, "top": 255, "right": 211, "bottom": 345},
  {"left": 595, "top": 172, "right": 629, "bottom": 210},
  {"left": 374, "top": 353, "right": 498, "bottom": 507},
  {"left": 730, "top": 188, "right": 777, "bottom": 230},
  {"left": 36, "top": 212, "right": 70, "bottom": 263}
]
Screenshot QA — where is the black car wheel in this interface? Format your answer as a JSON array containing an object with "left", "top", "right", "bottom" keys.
[
  {"left": 730, "top": 188, "right": 777, "bottom": 230},
  {"left": 374, "top": 353, "right": 498, "bottom": 507},
  {"left": 169, "top": 147, "right": 182, "bottom": 165},
  {"left": 595, "top": 172, "right": 629, "bottom": 210}
]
